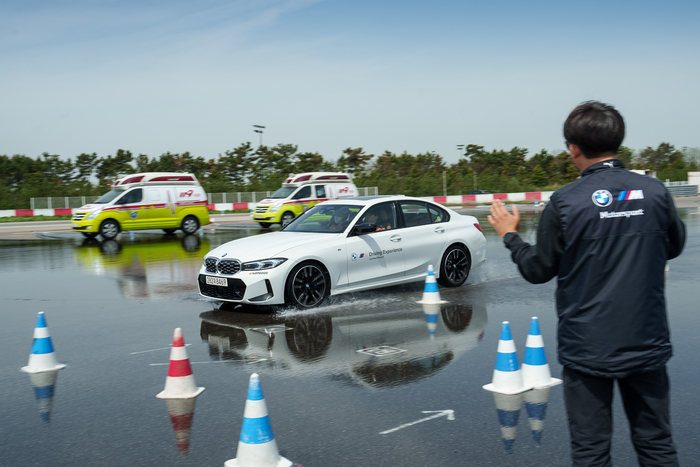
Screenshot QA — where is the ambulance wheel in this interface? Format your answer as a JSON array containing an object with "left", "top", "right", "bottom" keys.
[
  {"left": 259, "top": 223, "right": 272, "bottom": 229},
  {"left": 281, "top": 212, "right": 295, "bottom": 227},
  {"left": 285, "top": 261, "right": 329, "bottom": 308},
  {"left": 163, "top": 228, "right": 177, "bottom": 234},
  {"left": 99, "top": 219, "right": 120, "bottom": 240},
  {"left": 181, "top": 216, "right": 199, "bottom": 234},
  {"left": 81, "top": 232, "right": 97, "bottom": 239},
  {"left": 437, "top": 244, "right": 471, "bottom": 287}
]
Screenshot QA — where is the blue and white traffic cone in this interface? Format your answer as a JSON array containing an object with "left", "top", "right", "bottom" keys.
[
  {"left": 483, "top": 322, "right": 531, "bottom": 394},
  {"left": 521, "top": 317, "right": 562, "bottom": 389},
  {"left": 225, "top": 373, "right": 292, "bottom": 467},
  {"left": 28, "top": 369, "right": 59, "bottom": 423},
  {"left": 21, "top": 312, "right": 66, "bottom": 373},
  {"left": 524, "top": 387, "right": 551, "bottom": 444},
  {"left": 416, "top": 265, "right": 447, "bottom": 305},
  {"left": 493, "top": 392, "right": 523, "bottom": 453},
  {"left": 421, "top": 303, "right": 441, "bottom": 339}
]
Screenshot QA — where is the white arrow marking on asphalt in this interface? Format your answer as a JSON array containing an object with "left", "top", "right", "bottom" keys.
[{"left": 380, "top": 410, "right": 455, "bottom": 435}]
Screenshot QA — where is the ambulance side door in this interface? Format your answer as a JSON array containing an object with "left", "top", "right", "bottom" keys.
[{"left": 114, "top": 188, "right": 145, "bottom": 228}]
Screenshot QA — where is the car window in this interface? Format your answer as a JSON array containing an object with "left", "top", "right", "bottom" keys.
[
  {"left": 118, "top": 188, "right": 143, "bottom": 205},
  {"left": 428, "top": 204, "right": 449, "bottom": 223},
  {"left": 315, "top": 185, "right": 326, "bottom": 198},
  {"left": 292, "top": 186, "right": 311, "bottom": 200},
  {"left": 283, "top": 204, "right": 361, "bottom": 233},
  {"left": 399, "top": 202, "right": 431, "bottom": 227},
  {"left": 359, "top": 202, "right": 396, "bottom": 232}
]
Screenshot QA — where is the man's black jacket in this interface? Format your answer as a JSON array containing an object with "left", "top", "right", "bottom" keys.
[{"left": 505, "top": 159, "right": 686, "bottom": 377}]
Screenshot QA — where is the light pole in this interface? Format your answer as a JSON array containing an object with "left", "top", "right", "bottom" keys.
[
  {"left": 457, "top": 144, "right": 477, "bottom": 191},
  {"left": 253, "top": 125, "right": 265, "bottom": 147}
]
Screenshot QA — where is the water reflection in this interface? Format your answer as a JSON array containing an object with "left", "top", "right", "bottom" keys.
[
  {"left": 492, "top": 387, "right": 552, "bottom": 452},
  {"left": 73, "top": 235, "right": 210, "bottom": 300},
  {"left": 199, "top": 302, "right": 487, "bottom": 389},
  {"left": 27, "top": 370, "right": 59, "bottom": 423},
  {"left": 162, "top": 397, "right": 198, "bottom": 457}
]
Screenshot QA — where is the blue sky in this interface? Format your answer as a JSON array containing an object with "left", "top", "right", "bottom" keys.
[{"left": 1, "top": 0, "right": 698, "bottom": 165}]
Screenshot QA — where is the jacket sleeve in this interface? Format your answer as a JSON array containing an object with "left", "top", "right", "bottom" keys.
[
  {"left": 666, "top": 191, "right": 686, "bottom": 260},
  {"left": 504, "top": 201, "right": 564, "bottom": 284}
]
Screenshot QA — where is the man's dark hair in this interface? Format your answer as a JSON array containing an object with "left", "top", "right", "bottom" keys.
[{"left": 564, "top": 101, "right": 625, "bottom": 158}]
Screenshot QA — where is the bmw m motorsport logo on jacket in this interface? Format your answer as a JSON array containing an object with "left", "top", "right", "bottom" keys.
[{"left": 591, "top": 190, "right": 612, "bottom": 207}]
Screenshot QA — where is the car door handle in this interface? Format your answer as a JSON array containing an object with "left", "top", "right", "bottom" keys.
[
  {"left": 434, "top": 227, "right": 445, "bottom": 233},
  {"left": 390, "top": 235, "right": 402, "bottom": 242}
]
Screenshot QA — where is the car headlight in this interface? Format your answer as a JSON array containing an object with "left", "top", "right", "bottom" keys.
[
  {"left": 269, "top": 205, "right": 280, "bottom": 213},
  {"left": 242, "top": 258, "right": 287, "bottom": 270},
  {"left": 85, "top": 210, "right": 102, "bottom": 220}
]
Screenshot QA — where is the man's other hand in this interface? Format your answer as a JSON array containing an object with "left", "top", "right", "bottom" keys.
[{"left": 488, "top": 200, "right": 520, "bottom": 238}]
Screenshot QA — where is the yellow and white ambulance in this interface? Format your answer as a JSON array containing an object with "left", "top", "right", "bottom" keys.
[
  {"left": 252, "top": 172, "right": 358, "bottom": 228},
  {"left": 72, "top": 172, "right": 210, "bottom": 239}
]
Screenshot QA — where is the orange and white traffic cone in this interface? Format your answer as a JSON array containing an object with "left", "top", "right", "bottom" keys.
[
  {"left": 156, "top": 328, "right": 204, "bottom": 399},
  {"left": 21, "top": 312, "right": 66, "bottom": 373},
  {"left": 225, "top": 373, "right": 292, "bottom": 467}
]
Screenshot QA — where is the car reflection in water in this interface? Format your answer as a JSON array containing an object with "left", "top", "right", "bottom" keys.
[
  {"left": 74, "top": 234, "right": 209, "bottom": 300},
  {"left": 199, "top": 301, "right": 487, "bottom": 390}
]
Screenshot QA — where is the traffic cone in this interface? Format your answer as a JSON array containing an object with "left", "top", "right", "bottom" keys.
[
  {"left": 521, "top": 317, "right": 562, "bottom": 389},
  {"left": 422, "top": 303, "right": 440, "bottom": 339},
  {"left": 21, "top": 312, "right": 66, "bottom": 373},
  {"left": 156, "top": 328, "right": 205, "bottom": 399},
  {"left": 493, "top": 392, "right": 523, "bottom": 453},
  {"left": 483, "top": 322, "right": 531, "bottom": 394},
  {"left": 165, "top": 397, "right": 197, "bottom": 456},
  {"left": 524, "top": 387, "right": 551, "bottom": 444},
  {"left": 225, "top": 373, "right": 292, "bottom": 467},
  {"left": 28, "top": 369, "right": 59, "bottom": 423},
  {"left": 416, "top": 265, "right": 447, "bottom": 304}
]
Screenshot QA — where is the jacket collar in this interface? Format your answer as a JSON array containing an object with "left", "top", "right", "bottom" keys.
[{"left": 581, "top": 158, "right": 626, "bottom": 177}]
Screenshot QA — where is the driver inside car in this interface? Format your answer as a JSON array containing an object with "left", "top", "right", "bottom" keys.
[{"left": 329, "top": 208, "right": 351, "bottom": 231}]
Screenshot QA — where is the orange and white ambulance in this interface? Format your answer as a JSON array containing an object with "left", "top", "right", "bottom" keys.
[
  {"left": 252, "top": 172, "right": 358, "bottom": 228},
  {"left": 71, "top": 172, "right": 210, "bottom": 239}
]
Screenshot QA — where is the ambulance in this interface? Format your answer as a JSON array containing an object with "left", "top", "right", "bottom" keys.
[
  {"left": 252, "top": 172, "right": 358, "bottom": 228},
  {"left": 71, "top": 172, "right": 210, "bottom": 239}
]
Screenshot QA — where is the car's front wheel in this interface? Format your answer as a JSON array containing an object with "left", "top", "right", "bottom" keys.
[
  {"left": 285, "top": 261, "right": 329, "bottom": 308},
  {"left": 181, "top": 216, "right": 199, "bottom": 234},
  {"left": 281, "top": 212, "right": 295, "bottom": 227},
  {"left": 99, "top": 219, "right": 120, "bottom": 240},
  {"left": 437, "top": 244, "right": 471, "bottom": 287}
]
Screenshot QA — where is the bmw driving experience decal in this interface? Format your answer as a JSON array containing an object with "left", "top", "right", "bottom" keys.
[
  {"left": 592, "top": 190, "right": 613, "bottom": 207},
  {"left": 130, "top": 212, "right": 139, "bottom": 219}
]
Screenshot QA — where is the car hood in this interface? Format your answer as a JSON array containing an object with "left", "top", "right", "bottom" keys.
[{"left": 206, "top": 232, "right": 342, "bottom": 261}]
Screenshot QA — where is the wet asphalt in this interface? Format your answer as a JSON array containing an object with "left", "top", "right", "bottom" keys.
[{"left": 0, "top": 208, "right": 698, "bottom": 467}]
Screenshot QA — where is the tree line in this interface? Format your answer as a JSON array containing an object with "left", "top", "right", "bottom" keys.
[{"left": 0, "top": 142, "right": 697, "bottom": 209}]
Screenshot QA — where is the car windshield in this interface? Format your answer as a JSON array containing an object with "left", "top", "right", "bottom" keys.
[
  {"left": 268, "top": 187, "right": 296, "bottom": 199},
  {"left": 283, "top": 204, "right": 361, "bottom": 233},
  {"left": 93, "top": 190, "right": 124, "bottom": 204}
]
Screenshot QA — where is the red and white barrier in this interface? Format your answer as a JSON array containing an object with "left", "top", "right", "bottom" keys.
[{"left": 0, "top": 191, "right": 555, "bottom": 217}]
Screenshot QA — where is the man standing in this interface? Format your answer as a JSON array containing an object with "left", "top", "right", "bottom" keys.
[{"left": 487, "top": 101, "right": 686, "bottom": 466}]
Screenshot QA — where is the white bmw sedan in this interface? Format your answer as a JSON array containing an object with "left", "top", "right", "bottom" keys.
[{"left": 197, "top": 196, "right": 486, "bottom": 308}]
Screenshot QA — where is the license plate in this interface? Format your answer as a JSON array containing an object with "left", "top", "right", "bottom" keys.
[
  {"left": 205, "top": 276, "right": 227, "bottom": 287},
  {"left": 253, "top": 214, "right": 262, "bottom": 219}
]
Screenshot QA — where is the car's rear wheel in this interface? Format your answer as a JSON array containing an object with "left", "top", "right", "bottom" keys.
[
  {"left": 285, "top": 261, "right": 329, "bottom": 308},
  {"left": 437, "top": 244, "right": 471, "bottom": 287},
  {"left": 181, "top": 216, "right": 199, "bottom": 234},
  {"left": 99, "top": 219, "right": 120, "bottom": 240},
  {"left": 281, "top": 211, "right": 295, "bottom": 227}
]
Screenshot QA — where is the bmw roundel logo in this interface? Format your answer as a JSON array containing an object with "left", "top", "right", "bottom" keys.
[
  {"left": 592, "top": 189, "right": 613, "bottom": 207},
  {"left": 351, "top": 253, "right": 357, "bottom": 261}
]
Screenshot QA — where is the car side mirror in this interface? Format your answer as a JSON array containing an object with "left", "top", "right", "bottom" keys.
[{"left": 351, "top": 223, "right": 377, "bottom": 236}]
